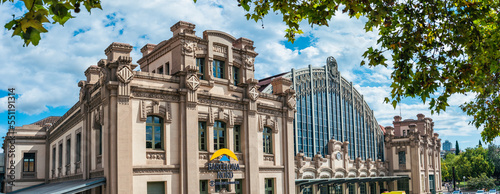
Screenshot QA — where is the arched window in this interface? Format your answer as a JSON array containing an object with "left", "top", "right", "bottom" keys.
[
  {"left": 263, "top": 127, "right": 273, "bottom": 154},
  {"left": 146, "top": 116, "right": 163, "bottom": 149},
  {"left": 213, "top": 121, "right": 226, "bottom": 150}
]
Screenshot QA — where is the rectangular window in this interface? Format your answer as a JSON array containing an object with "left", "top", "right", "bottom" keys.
[
  {"left": 76, "top": 133, "right": 81, "bottom": 162},
  {"left": 58, "top": 143, "right": 63, "bottom": 168},
  {"left": 235, "top": 179, "right": 243, "bottom": 194},
  {"left": 348, "top": 183, "right": 355, "bottom": 194},
  {"left": 360, "top": 183, "right": 366, "bottom": 194},
  {"left": 158, "top": 65, "right": 164, "bottom": 74},
  {"left": 196, "top": 58, "right": 205, "bottom": 79},
  {"left": 399, "top": 151, "right": 406, "bottom": 164},
  {"left": 233, "top": 66, "right": 239, "bottom": 86},
  {"left": 23, "top": 153, "right": 35, "bottom": 172},
  {"left": 213, "top": 59, "right": 224, "bottom": 78},
  {"left": 213, "top": 121, "right": 226, "bottom": 150},
  {"left": 66, "top": 138, "right": 71, "bottom": 165},
  {"left": 98, "top": 125, "right": 102, "bottom": 155},
  {"left": 147, "top": 182, "right": 165, "bottom": 194},
  {"left": 234, "top": 125, "right": 241, "bottom": 152},
  {"left": 335, "top": 184, "right": 344, "bottom": 194},
  {"left": 263, "top": 127, "right": 273, "bottom": 154},
  {"left": 265, "top": 178, "right": 274, "bottom": 194},
  {"left": 165, "top": 62, "right": 170, "bottom": 75},
  {"left": 199, "top": 122, "right": 207, "bottom": 151},
  {"left": 200, "top": 180, "right": 208, "bottom": 194},
  {"left": 52, "top": 147, "right": 56, "bottom": 170}
]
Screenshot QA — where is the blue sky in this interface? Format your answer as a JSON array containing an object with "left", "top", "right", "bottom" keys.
[{"left": 0, "top": 0, "right": 493, "bottom": 150}]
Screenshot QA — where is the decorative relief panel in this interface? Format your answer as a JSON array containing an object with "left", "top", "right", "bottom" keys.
[
  {"left": 139, "top": 100, "right": 172, "bottom": 123},
  {"left": 146, "top": 152, "right": 165, "bottom": 160},
  {"left": 186, "top": 74, "right": 200, "bottom": 90},
  {"left": 259, "top": 115, "right": 279, "bottom": 133},
  {"left": 248, "top": 86, "right": 259, "bottom": 101},
  {"left": 198, "top": 97, "right": 244, "bottom": 109},
  {"left": 132, "top": 91, "right": 180, "bottom": 101},
  {"left": 244, "top": 55, "right": 254, "bottom": 67},
  {"left": 117, "top": 66, "right": 133, "bottom": 84}
]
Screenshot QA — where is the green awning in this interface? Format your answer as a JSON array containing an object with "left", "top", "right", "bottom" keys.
[
  {"left": 10, "top": 178, "right": 105, "bottom": 194},
  {"left": 295, "top": 175, "right": 410, "bottom": 188}
]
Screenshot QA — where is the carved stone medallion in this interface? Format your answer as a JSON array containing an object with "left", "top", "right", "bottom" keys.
[
  {"left": 244, "top": 56, "right": 254, "bottom": 67},
  {"left": 287, "top": 95, "right": 296, "bottom": 109},
  {"left": 117, "top": 66, "right": 133, "bottom": 83},
  {"left": 336, "top": 152, "right": 342, "bottom": 160},
  {"left": 186, "top": 74, "right": 200, "bottom": 90},
  {"left": 248, "top": 86, "right": 259, "bottom": 101}
]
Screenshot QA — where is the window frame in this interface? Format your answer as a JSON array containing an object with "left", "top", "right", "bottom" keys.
[
  {"left": 212, "top": 59, "right": 225, "bottom": 78},
  {"left": 200, "top": 180, "right": 208, "bottom": 194},
  {"left": 213, "top": 121, "right": 227, "bottom": 150},
  {"left": 233, "top": 66, "right": 239, "bottom": 86},
  {"left": 158, "top": 65, "right": 164, "bottom": 74},
  {"left": 263, "top": 127, "right": 273, "bottom": 154},
  {"left": 264, "top": 178, "right": 275, "bottom": 194},
  {"left": 98, "top": 125, "right": 102, "bottom": 155},
  {"left": 146, "top": 115, "right": 164, "bottom": 150},
  {"left": 165, "top": 62, "right": 170, "bottom": 75},
  {"left": 66, "top": 138, "right": 71, "bottom": 165},
  {"left": 58, "top": 143, "right": 63, "bottom": 168},
  {"left": 196, "top": 58, "right": 205, "bottom": 79},
  {"left": 199, "top": 121, "right": 207, "bottom": 151},
  {"left": 76, "top": 133, "right": 82, "bottom": 162},
  {"left": 22, "top": 152, "right": 36, "bottom": 172},
  {"left": 234, "top": 125, "right": 241, "bottom": 153},
  {"left": 399, "top": 151, "right": 406, "bottom": 164}
]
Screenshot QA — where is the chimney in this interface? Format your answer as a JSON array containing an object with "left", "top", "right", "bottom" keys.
[
  {"left": 84, "top": 65, "right": 100, "bottom": 85},
  {"left": 170, "top": 21, "right": 196, "bottom": 36},
  {"left": 233, "top": 37, "right": 255, "bottom": 51},
  {"left": 394, "top": 115, "right": 402, "bottom": 122},
  {"left": 271, "top": 77, "right": 293, "bottom": 95},
  {"left": 417, "top": 113, "right": 425, "bottom": 120},
  {"left": 104, "top": 42, "right": 133, "bottom": 62},
  {"left": 140, "top": 44, "right": 156, "bottom": 57}
]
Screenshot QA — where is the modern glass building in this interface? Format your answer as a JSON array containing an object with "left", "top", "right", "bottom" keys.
[{"left": 259, "top": 56, "right": 385, "bottom": 161}]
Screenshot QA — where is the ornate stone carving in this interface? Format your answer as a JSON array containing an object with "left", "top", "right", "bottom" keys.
[
  {"left": 117, "top": 66, "right": 133, "bottom": 83},
  {"left": 132, "top": 91, "right": 180, "bottom": 101},
  {"left": 244, "top": 55, "right": 254, "bottom": 67},
  {"left": 146, "top": 152, "right": 165, "bottom": 160},
  {"left": 287, "top": 94, "right": 296, "bottom": 109},
  {"left": 186, "top": 74, "right": 200, "bottom": 90},
  {"left": 248, "top": 86, "right": 259, "bottom": 101},
  {"left": 264, "top": 154, "right": 274, "bottom": 161},
  {"left": 139, "top": 100, "right": 172, "bottom": 123},
  {"left": 208, "top": 107, "right": 215, "bottom": 124},
  {"left": 183, "top": 41, "right": 195, "bottom": 54},
  {"left": 198, "top": 97, "right": 244, "bottom": 109},
  {"left": 133, "top": 168, "right": 179, "bottom": 174}
]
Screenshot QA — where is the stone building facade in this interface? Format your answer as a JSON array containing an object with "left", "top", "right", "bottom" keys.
[
  {"left": 3, "top": 21, "right": 296, "bottom": 194},
  {"left": 384, "top": 114, "right": 442, "bottom": 194}
]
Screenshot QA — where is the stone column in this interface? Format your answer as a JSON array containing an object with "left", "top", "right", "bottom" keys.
[{"left": 245, "top": 78, "right": 260, "bottom": 193}]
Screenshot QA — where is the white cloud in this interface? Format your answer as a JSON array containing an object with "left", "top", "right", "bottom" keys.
[{"left": 0, "top": 0, "right": 485, "bottom": 148}]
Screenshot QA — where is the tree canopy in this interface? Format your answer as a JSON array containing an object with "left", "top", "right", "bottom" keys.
[
  {"left": 227, "top": 0, "right": 500, "bottom": 142},
  {"left": 3, "top": 0, "right": 500, "bottom": 141},
  {"left": 2, "top": 0, "right": 102, "bottom": 46}
]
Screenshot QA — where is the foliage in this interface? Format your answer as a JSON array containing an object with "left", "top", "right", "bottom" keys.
[
  {"left": 441, "top": 158, "right": 451, "bottom": 182},
  {"left": 487, "top": 144, "right": 500, "bottom": 180},
  {"left": 467, "top": 173, "right": 496, "bottom": 190},
  {"left": 442, "top": 147, "right": 494, "bottom": 182},
  {"left": 219, "top": 0, "right": 500, "bottom": 142},
  {"left": 480, "top": 140, "right": 483, "bottom": 147},
  {"left": 1, "top": 0, "right": 102, "bottom": 46}
]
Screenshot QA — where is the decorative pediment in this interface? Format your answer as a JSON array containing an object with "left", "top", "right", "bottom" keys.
[
  {"left": 139, "top": 100, "right": 172, "bottom": 123},
  {"left": 258, "top": 115, "right": 279, "bottom": 133},
  {"left": 93, "top": 106, "right": 103, "bottom": 128}
]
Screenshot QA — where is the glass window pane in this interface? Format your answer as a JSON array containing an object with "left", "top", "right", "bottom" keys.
[
  {"left": 146, "top": 141, "right": 152, "bottom": 148},
  {"left": 146, "top": 126, "right": 153, "bottom": 141},
  {"left": 147, "top": 116, "right": 153, "bottom": 123}
]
